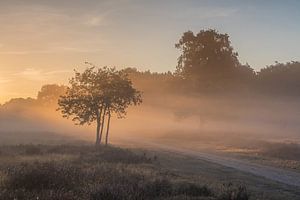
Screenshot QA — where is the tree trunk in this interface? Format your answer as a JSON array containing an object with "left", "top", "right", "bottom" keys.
[
  {"left": 96, "top": 117, "right": 101, "bottom": 145},
  {"left": 105, "top": 110, "right": 111, "bottom": 146},
  {"left": 99, "top": 106, "right": 107, "bottom": 143},
  {"left": 95, "top": 108, "right": 103, "bottom": 146}
]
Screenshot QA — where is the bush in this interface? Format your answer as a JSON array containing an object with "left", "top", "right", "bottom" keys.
[
  {"left": 91, "top": 178, "right": 173, "bottom": 200},
  {"left": 4, "top": 161, "right": 84, "bottom": 191},
  {"left": 218, "top": 183, "right": 249, "bottom": 200},
  {"left": 261, "top": 143, "right": 300, "bottom": 160},
  {"left": 0, "top": 190, "right": 79, "bottom": 200},
  {"left": 91, "top": 174, "right": 212, "bottom": 200},
  {"left": 45, "top": 145, "right": 92, "bottom": 155},
  {"left": 142, "top": 178, "right": 173, "bottom": 198},
  {"left": 23, "top": 145, "right": 43, "bottom": 155},
  {"left": 77, "top": 146, "right": 151, "bottom": 164},
  {"left": 173, "top": 182, "right": 211, "bottom": 197}
]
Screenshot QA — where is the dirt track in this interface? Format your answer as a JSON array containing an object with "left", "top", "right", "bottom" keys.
[{"left": 124, "top": 139, "right": 300, "bottom": 188}]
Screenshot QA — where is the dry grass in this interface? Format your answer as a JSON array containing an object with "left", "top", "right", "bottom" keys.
[
  {"left": 217, "top": 142, "right": 300, "bottom": 172},
  {"left": 0, "top": 144, "right": 249, "bottom": 200}
]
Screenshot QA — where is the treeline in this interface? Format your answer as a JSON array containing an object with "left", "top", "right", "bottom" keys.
[
  {"left": 2, "top": 61, "right": 300, "bottom": 110},
  {"left": 2, "top": 29, "right": 300, "bottom": 110},
  {"left": 124, "top": 30, "right": 300, "bottom": 97},
  {"left": 257, "top": 61, "right": 300, "bottom": 95},
  {"left": 124, "top": 61, "right": 300, "bottom": 96}
]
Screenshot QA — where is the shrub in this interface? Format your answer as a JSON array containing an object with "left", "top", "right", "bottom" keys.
[
  {"left": 23, "top": 145, "right": 43, "bottom": 155},
  {"left": 261, "top": 143, "right": 300, "bottom": 160},
  {"left": 0, "top": 190, "right": 79, "bottom": 200},
  {"left": 77, "top": 146, "right": 151, "bottom": 164},
  {"left": 218, "top": 183, "right": 249, "bottom": 200},
  {"left": 91, "top": 173, "right": 212, "bottom": 200},
  {"left": 91, "top": 178, "right": 173, "bottom": 200},
  {"left": 46, "top": 145, "right": 92, "bottom": 155},
  {"left": 173, "top": 182, "right": 211, "bottom": 197},
  {"left": 141, "top": 178, "right": 173, "bottom": 198},
  {"left": 4, "top": 161, "right": 84, "bottom": 191}
]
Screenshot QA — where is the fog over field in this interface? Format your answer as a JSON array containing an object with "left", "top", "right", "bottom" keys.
[{"left": 1, "top": 83, "right": 300, "bottom": 147}]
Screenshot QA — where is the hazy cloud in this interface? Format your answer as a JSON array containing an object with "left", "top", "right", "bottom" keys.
[
  {"left": 85, "top": 16, "right": 105, "bottom": 27},
  {"left": 15, "top": 68, "right": 45, "bottom": 81},
  {"left": 15, "top": 68, "right": 71, "bottom": 81},
  {"left": 0, "top": 47, "right": 103, "bottom": 55}
]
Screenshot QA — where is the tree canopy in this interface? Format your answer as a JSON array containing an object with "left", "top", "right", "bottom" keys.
[
  {"left": 175, "top": 29, "right": 254, "bottom": 89},
  {"left": 257, "top": 61, "right": 300, "bottom": 95},
  {"left": 37, "top": 84, "right": 67, "bottom": 106},
  {"left": 58, "top": 66, "right": 142, "bottom": 145}
]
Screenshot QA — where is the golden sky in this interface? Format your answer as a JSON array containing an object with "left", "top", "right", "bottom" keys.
[{"left": 1, "top": 0, "right": 300, "bottom": 103}]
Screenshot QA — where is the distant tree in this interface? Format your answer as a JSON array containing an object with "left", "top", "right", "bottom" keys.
[
  {"left": 1, "top": 98, "right": 36, "bottom": 110},
  {"left": 257, "top": 61, "right": 300, "bottom": 95},
  {"left": 122, "top": 67, "right": 176, "bottom": 93},
  {"left": 37, "top": 84, "right": 67, "bottom": 106},
  {"left": 58, "top": 66, "right": 142, "bottom": 146},
  {"left": 175, "top": 29, "right": 254, "bottom": 90}
]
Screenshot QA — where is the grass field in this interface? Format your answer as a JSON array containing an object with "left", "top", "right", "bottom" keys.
[
  {"left": 0, "top": 144, "right": 252, "bottom": 200},
  {"left": 215, "top": 141, "right": 300, "bottom": 172},
  {"left": 1, "top": 130, "right": 300, "bottom": 200}
]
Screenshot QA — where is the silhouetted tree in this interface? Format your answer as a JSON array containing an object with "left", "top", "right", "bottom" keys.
[
  {"left": 58, "top": 66, "right": 142, "bottom": 145},
  {"left": 103, "top": 69, "right": 142, "bottom": 145},
  {"left": 37, "top": 84, "right": 67, "bottom": 106},
  {"left": 257, "top": 61, "right": 300, "bottom": 95},
  {"left": 122, "top": 68, "right": 176, "bottom": 93},
  {"left": 175, "top": 29, "right": 254, "bottom": 90}
]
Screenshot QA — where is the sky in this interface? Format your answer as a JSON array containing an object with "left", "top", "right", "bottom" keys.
[{"left": 0, "top": 0, "right": 300, "bottom": 103}]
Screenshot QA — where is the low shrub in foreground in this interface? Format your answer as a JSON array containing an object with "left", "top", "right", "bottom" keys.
[
  {"left": 91, "top": 178, "right": 212, "bottom": 200},
  {"left": 0, "top": 161, "right": 214, "bottom": 200},
  {"left": 4, "top": 162, "right": 84, "bottom": 191},
  {"left": 218, "top": 183, "right": 249, "bottom": 200}
]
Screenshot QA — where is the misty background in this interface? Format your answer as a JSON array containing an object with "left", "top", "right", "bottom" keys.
[{"left": 1, "top": 60, "right": 300, "bottom": 149}]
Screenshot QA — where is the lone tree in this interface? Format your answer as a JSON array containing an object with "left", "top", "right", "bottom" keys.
[{"left": 58, "top": 66, "right": 142, "bottom": 146}]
